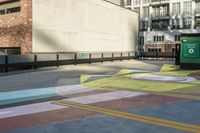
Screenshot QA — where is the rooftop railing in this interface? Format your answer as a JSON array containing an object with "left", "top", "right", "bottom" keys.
[{"left": 0, "top": 51, "right": 136, "bottom": 73}]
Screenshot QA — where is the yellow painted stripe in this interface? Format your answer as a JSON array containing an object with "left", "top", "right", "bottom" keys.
[{"left": 53, "top": 100, "right": 200, "bottom": 133}]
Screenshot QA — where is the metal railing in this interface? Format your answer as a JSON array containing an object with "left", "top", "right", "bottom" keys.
[
  {"left": 138, "top": 52, "right": 176, "bottom": 60},
  {"left": 0, "top": 51, "right": 136, "bottom": 73}
]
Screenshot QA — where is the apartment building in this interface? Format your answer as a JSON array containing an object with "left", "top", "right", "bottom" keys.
[{"left": 121, "top": 0, "right": 200, "bottom": 52}]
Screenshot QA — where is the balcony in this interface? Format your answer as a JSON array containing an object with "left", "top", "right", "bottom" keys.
[
  {"left": 151, "top": 0, "right": 169, "bottom": 5},
  {"left": 171, "top": 25, "right": 181, "bottom": 30},
  {"left": 120, "top": 0, "right": 131, "bottom": 6},
  {"left": 151, "top": 19, "right": 169, "bottom": 30},
  {"left": 151, "top": 13, "right": 169, "bottom": 19},
  {"left": 195, "top": 17, "right": 200, "bottom": 29},
  {"left": 182, "top": 25, "right": 191, "bottom": 29},
  {"left": 151, "top": 0, "right": 169, "bottom": 2},
  {"left": 195, "top": 9, "right": 200, "bottom": 16}
]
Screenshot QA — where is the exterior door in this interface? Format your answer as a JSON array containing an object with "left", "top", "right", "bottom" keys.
[{"left": 175, "top": 43, "right": 180, "bottom": 65}]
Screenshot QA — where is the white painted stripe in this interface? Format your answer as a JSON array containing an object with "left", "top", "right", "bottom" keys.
[
  {"left": 130, "top": 74, "right": 196, "bottom": 83},
  {"left": 65, "top": 91, "right": 147, "bottom": 104},
  {"left": 0, "top": 91, "right": 146, "bottom": 119},
  {"left": 0, "top": 102, "right": 67, "bottom": 119},
  {"left": 55, "top": 85, "right": 91, "bottom": 96}
]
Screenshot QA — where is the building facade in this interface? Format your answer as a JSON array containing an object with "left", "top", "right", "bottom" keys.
[
  {"left": 121, "top": 0, "right": 200, "bottom": 52},
  {"left": 0, "top": 0, "right": 32, "bottom": 54},
  {"left": 0, "top": 0, "right": 138, "bottom": 55}
]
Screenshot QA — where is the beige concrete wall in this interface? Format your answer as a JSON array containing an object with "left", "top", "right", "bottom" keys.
[{"left": 32, "top": 0, "right": 138, "bottom": 53}]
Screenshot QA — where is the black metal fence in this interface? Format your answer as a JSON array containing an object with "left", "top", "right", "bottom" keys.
[
  {"left": 138, "top": 52, "right": 176, "bottom": 60},
  {"left": 0, "top": 51, "right": 178, "bottom": 73},
  {"left": 0, "top": 52, "right": 136, "bottom": 73}
]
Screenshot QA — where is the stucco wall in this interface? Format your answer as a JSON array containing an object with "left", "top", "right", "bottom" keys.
[{"left": 32, "top": 0, "right": 138, "bottom": 53}]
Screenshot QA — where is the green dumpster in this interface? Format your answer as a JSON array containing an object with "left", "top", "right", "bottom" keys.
[{"left": 180, "top": 34, "right": 200, "bottom": 69}]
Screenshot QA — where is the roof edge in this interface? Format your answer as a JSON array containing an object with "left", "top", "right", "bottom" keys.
[{"left": 102, "top": 0, "right": 139, "bottom": 14}]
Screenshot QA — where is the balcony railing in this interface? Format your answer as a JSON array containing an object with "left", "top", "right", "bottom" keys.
[
  {"left": 120, "top": 0, "right": 131, "bottom": 6},
  {"left": 151, "top": 13, "right": 169, "bottom": 18},
  {"left": 171, "top": 25, "right": 181, "bottom": 30},
  {"left": 182, "top": 25, "right": 192, "bottom": 29},
  {"left": 195, "top": 10, "right": 200, "bottom": 14},
  {"left": 151, "top": 0, "right": 169, "bottom": 2}
]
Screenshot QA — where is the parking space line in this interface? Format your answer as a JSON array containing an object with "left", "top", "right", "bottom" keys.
[{"left": 53, "top": 100, "right": 200, "bottom": 133}]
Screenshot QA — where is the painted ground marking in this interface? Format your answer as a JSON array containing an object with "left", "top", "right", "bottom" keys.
[{"left": 53, "top": 100, "right": 200, "bottom": 133}]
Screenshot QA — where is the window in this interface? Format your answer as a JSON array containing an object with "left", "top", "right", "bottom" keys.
[
  {"left": 183, "top": 18, "right": 192, "bottom": 29},
  {"left": 196, "top": 2, "right": 200, "bottom": 14},
  {"left": 175, "top": 35, "right": 180, "bottom": 42},
  {"left": 153, "top": 36, "right": 165, "bottom": 42},
  {"left": 124, "top": 0, "right": 131, "bottom": 6},
  {"left": 172, "top": 3, "right": 180, "bottom": 15},
  {"left": 134, "top": 7, "right": 140, "bottom": 14},
  {"left": 143, "top": 7, "right": 149, "bottom": 18},
  {"left": 154, "top": 36, "right": 156, "bottom": 42},
  {"left": 0, "top": 9, "right": 5, "bottom": 15},
  {"left": 0, "top": 47, "right": 21, "bottom": 55},
  {"left": 143, "top": 0, "right": 149, "bottom": 4},
  {"left": 142, "top": 21, "right": 148, "bottom": 30},
  {"left": 162, "top": 5, "right": 169, "bottom": 16},
  {"left": 0, "top": 0, "right": 21, "bottom": 15},
  {"left": 183, "top": 2, "right": 192, "bottom": 14},
  {"left": 133, "top": 0, "right": 140, "bottom": 5},
  {"left": 172, "top": 19, "right": 180, "bottom": 29},
  {"left": 161, "top": 36, "right": 164, "bottom": 42},
  {"left": 158, "top": 36, "right": 162, "bottom": 42},
  {"left": 153, "top": 7, "right": 160, "bottom": 17},
  {"left": 172, "top": 48, "right": 175, "bottom": 53},
  {"left": 148, "top": 48, "right": 161, "bottom": 52},
  {"left": 195, "top": 17, "right": 200, "bottom": 28},
  {"left": 152, "top": 20, "right": 169, "bottom": 30},
  {"left": 139, "top": 37, "right": 144, "bottom": 45},
  {"left": 7, "top": 7, "right": 20, "bottom": 14}
]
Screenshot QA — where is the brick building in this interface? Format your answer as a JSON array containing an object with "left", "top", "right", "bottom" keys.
[{"left": 0, "top": 0, "right": 32, "bottom": 54}]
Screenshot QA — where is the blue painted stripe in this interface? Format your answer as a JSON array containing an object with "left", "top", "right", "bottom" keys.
[{"left": 0, "top": 87, "right": 58, "bottom": 106}]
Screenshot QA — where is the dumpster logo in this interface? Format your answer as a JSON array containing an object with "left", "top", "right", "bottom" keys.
[
  {"left": 189, "top": 48, "right": 194, "bottom": 54},
  {"left": 183, "top": 43, "right": 200, "bottom": 58}
]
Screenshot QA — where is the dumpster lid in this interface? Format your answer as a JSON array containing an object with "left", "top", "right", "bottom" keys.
[{"left": 181, "top": 33, "right": 200, "bottom": 37}]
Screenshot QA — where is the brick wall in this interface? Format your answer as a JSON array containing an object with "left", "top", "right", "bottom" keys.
[{"left": 0, "top": 0, "right": 32, "bottom": 54}]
